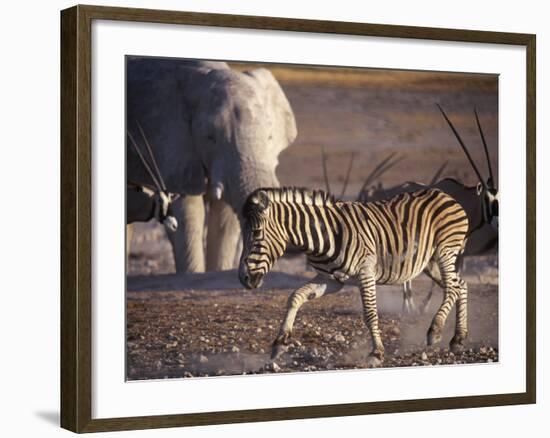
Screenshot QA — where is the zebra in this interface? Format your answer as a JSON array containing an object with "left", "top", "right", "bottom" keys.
[{"left": 238, "top": 187, "right": 469, "bottom": 366}]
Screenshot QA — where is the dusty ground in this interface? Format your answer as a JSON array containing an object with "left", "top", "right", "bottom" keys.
[
  {"left": 127, "top": 65, "right": 499, "bottom": 380},
  {"left": 127, "top": 248, "right": 498, "bottom": 380},
  {"left": 127, "top": 258, "right": 498, "bottom": 380}
]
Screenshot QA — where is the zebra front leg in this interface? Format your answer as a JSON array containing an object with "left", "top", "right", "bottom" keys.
[
  {"left": 272, "top": 275, "right": 342, "bottom": 360},
  {"left": 358, "top": 265, "right": 384, "bottom": 367}
]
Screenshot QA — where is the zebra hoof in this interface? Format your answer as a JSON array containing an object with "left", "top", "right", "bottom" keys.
[
  {"left": 450, "top": 342, "right": 465, "bottom": 354},
  {"left": 450, "top": 336, "right": 466, "bottom": 354},
  {"left": 270, "top": 343, "right": 287, "bottom": 360},
  {"left": 271, "top": 334, "right": 290, "bottom": 360},
  {"left": 366, "top": 353, "right": 383, "bottom": 368},
  {"left": 401, "top": 305, "right": 416, "bottom": 317},
  {"left": 418, "top": 304, "right": 430, "bottom": 316},
  {"left": 427, "top": 327, "right": 442, "bottom": 346}
]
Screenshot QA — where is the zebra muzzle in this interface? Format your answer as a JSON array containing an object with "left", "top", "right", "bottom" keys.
[{"left": 239, "top": 268, "right": 264, "bottom": 289}]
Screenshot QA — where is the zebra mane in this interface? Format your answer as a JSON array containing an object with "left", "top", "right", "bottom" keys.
[{"left": 261, "top": 187, "right": 336, "bottom": 206}]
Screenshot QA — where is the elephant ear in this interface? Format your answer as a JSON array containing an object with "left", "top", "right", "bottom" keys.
[
  {"left": 177, "top": 61, "right": 230, "bottom": 110},
  {"left": 244, "top": 68, "right": 298, "bottom": 153},
  {"left": 127, "top": 57, "right": 208, "bottom": 196}
]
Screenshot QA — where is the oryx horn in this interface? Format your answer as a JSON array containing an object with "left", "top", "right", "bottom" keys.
[
  {"left": 127, "top": 129, "right": 163, "bottom": 192},
  {"left": 474, "top": 107, "right": 495, "bottom": 188},
  {"left": 321, "top": 146, "right": 331, "bottom": 194},
  {"left": 437, "top": 104, "right": 487, "bottom": 188},
  {"left": 359, "top": 152, "right": 403, "bottom": 195},
  {"left": 137, "top": 122, "right": 167, "bottom": 192},
  {"left": 430, "top": 161, "right": 449, "bottom": 185},
  {"left": 340, "top": 151, "right": 356, "bottom": 198}
]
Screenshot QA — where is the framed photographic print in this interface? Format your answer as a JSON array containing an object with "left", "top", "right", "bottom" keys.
[{"left": 60, "top": 4, "right": 536, "bottom": 433}]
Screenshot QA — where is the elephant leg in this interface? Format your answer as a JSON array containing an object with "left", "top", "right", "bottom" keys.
[
  {"left": 126, "top": 223, "right": 134, "bottom": 259},
  {"left": 206, "top": 199, "right": 241, "bottom": 271},
  {"left": 167, "top": 195, "right": 206, "bottom": 273},
  {"left": 126, "top": 223, "right": 134, "bottom": 274}
]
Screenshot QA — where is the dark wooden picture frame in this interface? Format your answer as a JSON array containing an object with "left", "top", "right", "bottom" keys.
[{"left": 61, "top": 4, "right": 536, "bottom": 433}]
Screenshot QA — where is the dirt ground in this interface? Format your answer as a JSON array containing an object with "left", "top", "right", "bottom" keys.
[
  {"left": 127, "top": 254, "right": 498, "bottom": 380},
  {"left": 127, "top": 64, "right": 499, "bottom": 380}
]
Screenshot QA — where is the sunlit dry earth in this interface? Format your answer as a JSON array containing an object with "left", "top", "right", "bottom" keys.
[{"left": 127, "top": 246, "right": 498, "bottom": 380}]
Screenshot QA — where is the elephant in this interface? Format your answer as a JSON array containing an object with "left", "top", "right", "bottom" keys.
[{"left": 126, "top": 57, "right": 297, "bottom": 272}]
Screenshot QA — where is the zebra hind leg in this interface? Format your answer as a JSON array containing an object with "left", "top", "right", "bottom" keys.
[
  {"left": 425, "top": 250, "right": 465, "bottom": 348},
  {"left": 402, "top": 280, "right": 417, "bottom": 315},
  {"left": 358, "top": 265, "right": 384, "bottom": 367},
  {"left": 418, "top": 282, "right": 435, "bottom": 315},
  {"left": 271, "top": 275, "right": 342, "bottom": 360},
  {"left": 449, "top": 276, "right": 468, "bottom": 353},
  {"left": 403, "top": 280, "right": 435, "bottom": 316},
  {"left": 420, "top": 260, "right": 443, "bottom": 316}
]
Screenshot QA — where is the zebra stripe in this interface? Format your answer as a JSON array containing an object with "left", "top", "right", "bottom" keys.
[{"left": 239, "top": 187, "right": 469, "bottom": 364}]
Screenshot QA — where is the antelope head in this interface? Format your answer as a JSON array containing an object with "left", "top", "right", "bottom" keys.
[
  {"left": 128, "top": 123, "right": 179, "bottom": 233},
  {"left": 437, "top": 104, "right": 499, "bottom": 230},
  {"left": 134, "top": 184, "right": 179, "bottom": 232}
]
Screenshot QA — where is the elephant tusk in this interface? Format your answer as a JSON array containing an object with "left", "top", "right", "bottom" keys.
[{"left": 211, "top": 183, "right": 224, "bottom": 201}]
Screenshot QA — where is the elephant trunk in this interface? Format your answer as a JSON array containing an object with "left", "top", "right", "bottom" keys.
[
  {"left": 229, "top": 166, "right": 280, "bottom": 217},
  {"left": 205, "top": 159, "right": 279, "bottom": 271},
  {"left": 209, "top": 157, "right": 280, "bottom": 217}
]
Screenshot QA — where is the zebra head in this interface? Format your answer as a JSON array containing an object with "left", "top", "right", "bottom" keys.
[
  {"left": 239, "top": 189, "right": 286, "bottom": 289},
  {"left": 437, "top": 104, "right": 499, "bottom": 231}
]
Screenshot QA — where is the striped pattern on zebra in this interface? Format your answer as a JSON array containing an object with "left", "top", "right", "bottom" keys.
[{"left": 238, "top": 187, "right": 469, "bottom": 366}]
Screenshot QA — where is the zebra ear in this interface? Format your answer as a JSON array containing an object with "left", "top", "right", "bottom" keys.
[{"left": 251, "top": 190, "right": 270, "bottom": 211}]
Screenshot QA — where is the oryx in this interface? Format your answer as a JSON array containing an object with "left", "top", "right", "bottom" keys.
[
  {"left": 359, "top": 105, "right": 498, "bottom": 314},
  {"left": 356, "top": 152, "right": 405, "bottom": 203},
  {"left": 126, "top": 124, "right": 179, "bottom": 254}
]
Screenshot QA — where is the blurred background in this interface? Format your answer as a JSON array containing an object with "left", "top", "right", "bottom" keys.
[{"left": 128, "top": 62, "right": 498, "bottom": 276}]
